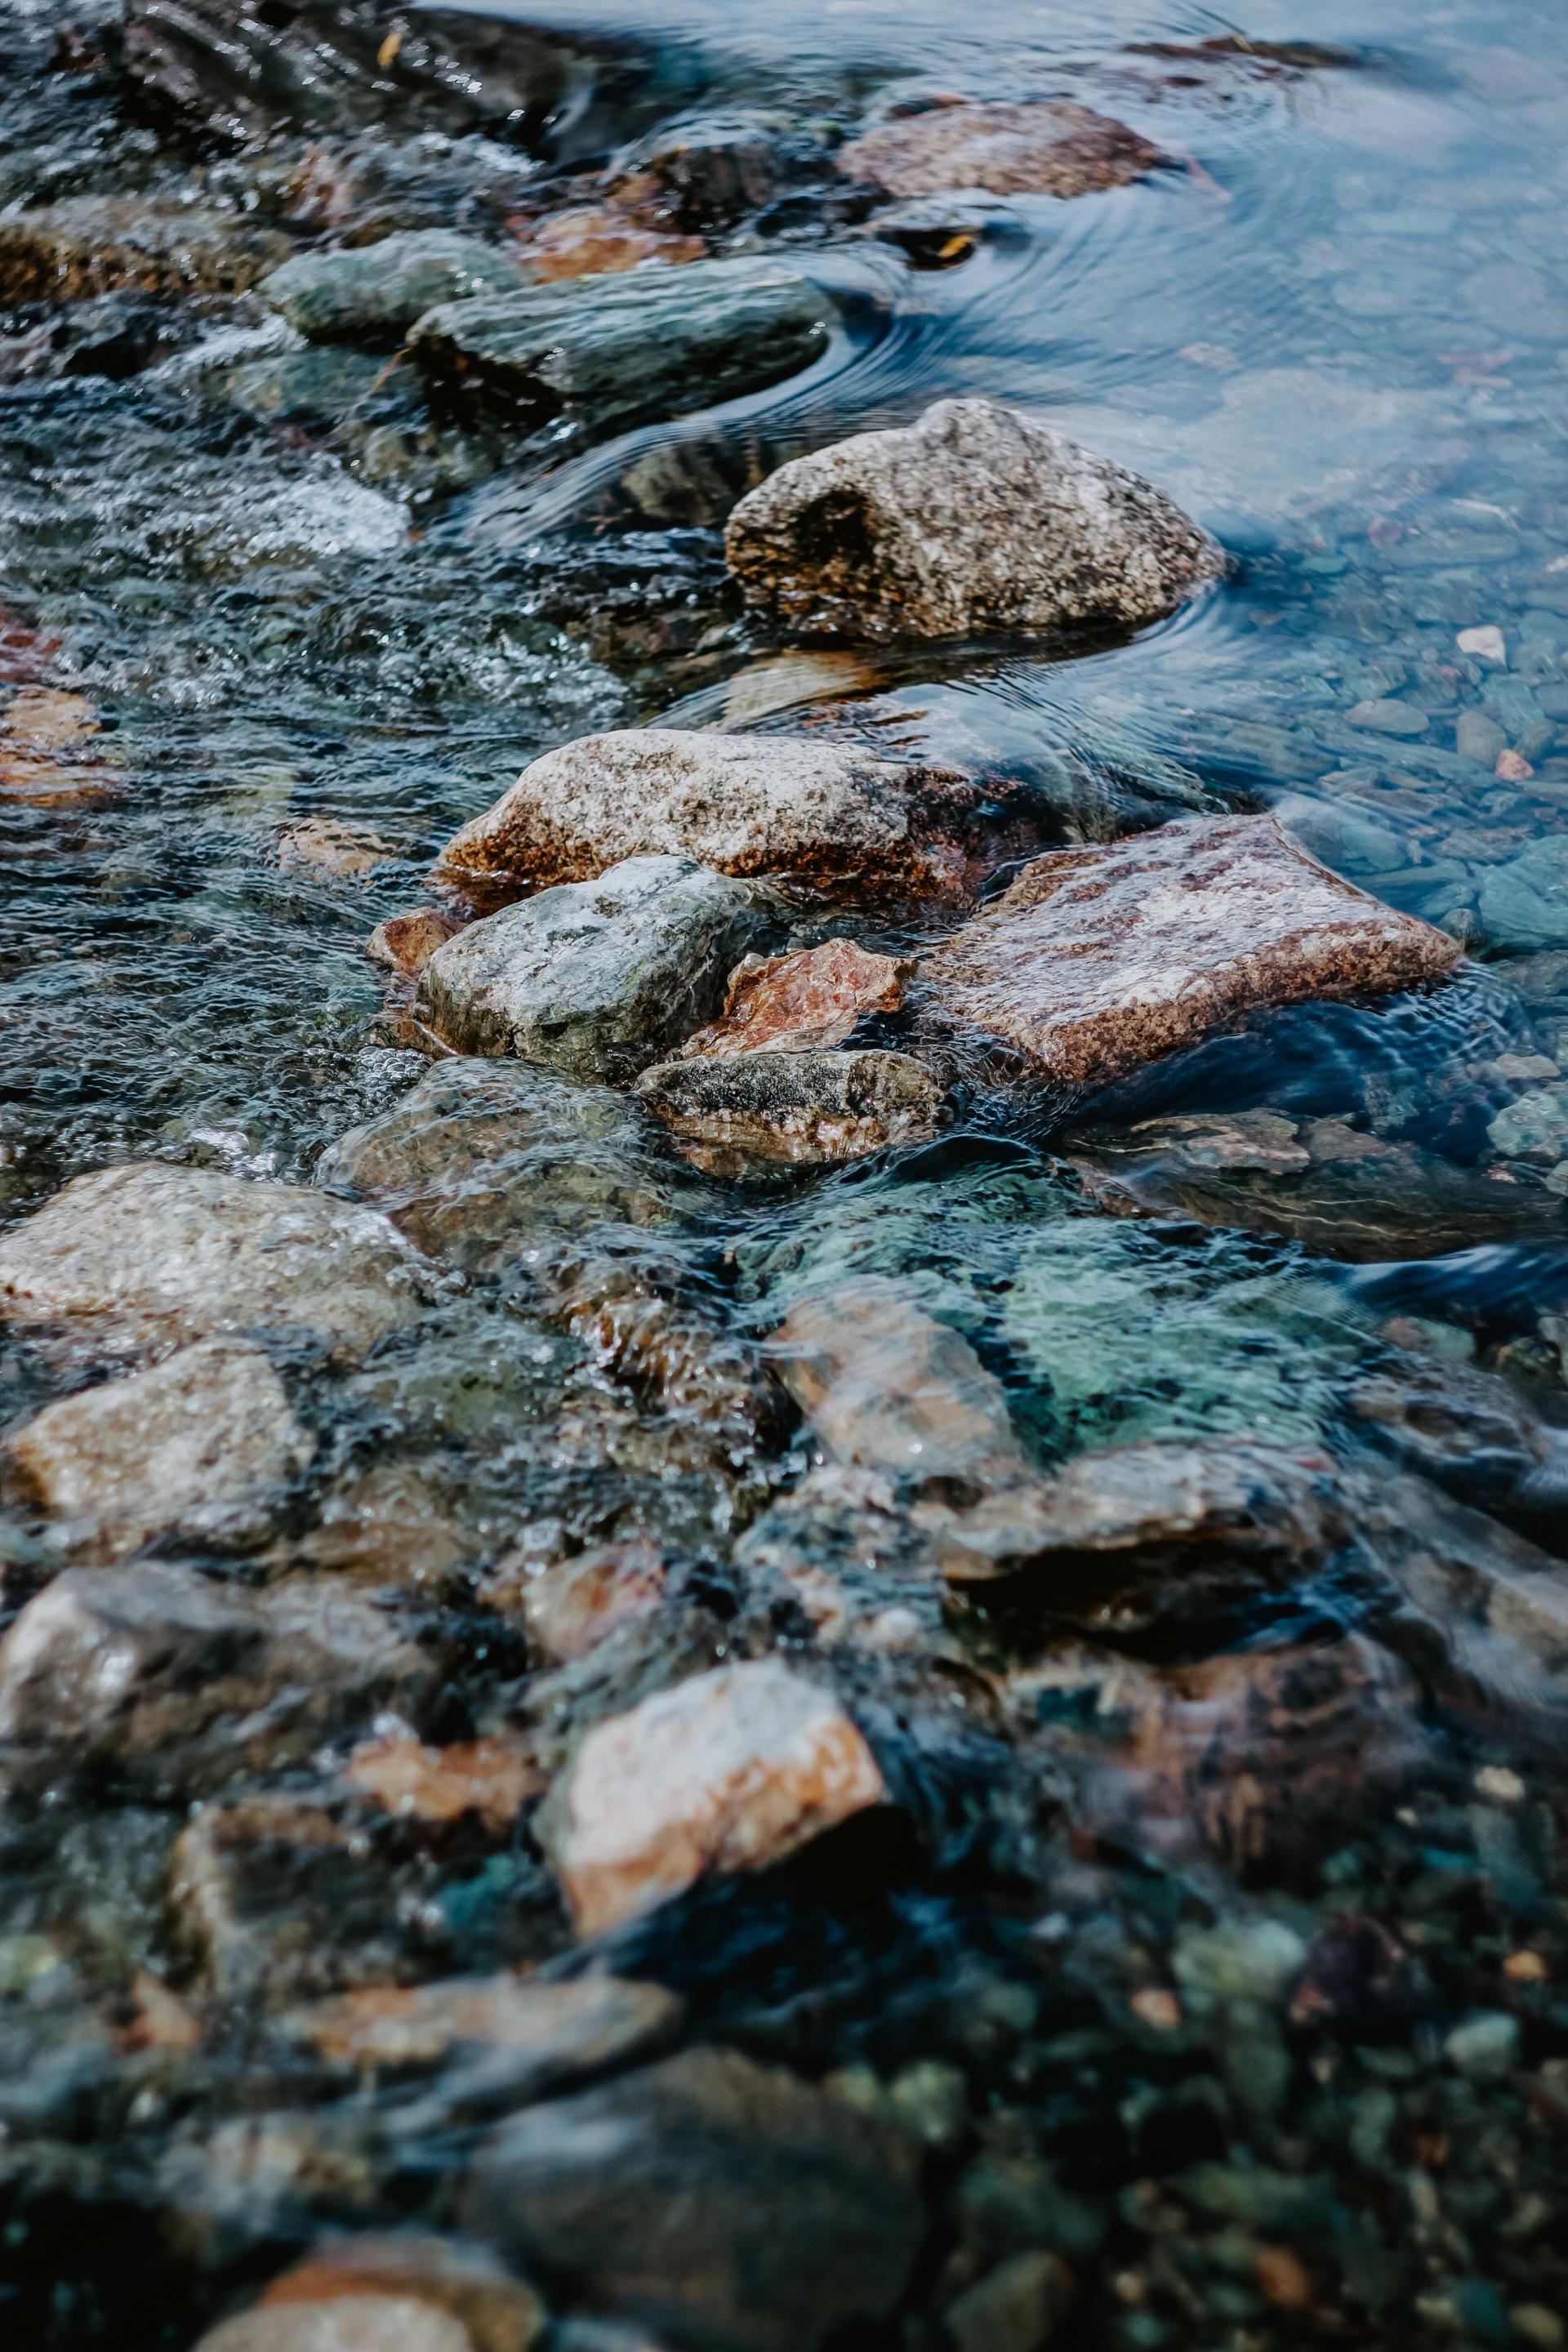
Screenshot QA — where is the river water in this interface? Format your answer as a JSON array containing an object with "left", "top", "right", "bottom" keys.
[{"left": 3, "top": 2, "right": 1568, "bottom": 2345}]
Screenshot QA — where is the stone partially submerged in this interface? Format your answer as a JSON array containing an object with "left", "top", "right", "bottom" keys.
[
  {"left": 838, "top": 98, "right": 1166, "bottom": 200},
  {"left": 260, "top": 230, "right": 525, "bottom": 344},
  {"left": 725, "top": 398, "right": 1223, "bottom": 642},
  {"left": 679, "top": 937, "right": 913, "bottom": 1057},
  {"left": 636, "top": 1049, "right": 944, "bottom": 1170},
  {"left": 414, "top": 854, "right": 769, "bottom": 1079},
  {"left": 922, "top": 814, "right": 1463, "bottom": 1092},
  {"left": 435, "top": 727, "right": 1044, "bottom": 906}
]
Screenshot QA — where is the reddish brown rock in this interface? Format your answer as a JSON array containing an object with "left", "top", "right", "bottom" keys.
[
  {"left": 366, "top": 909, "right": 461, "bottom": 979},
  {"left": 679, "top": 938, "right": 912, "bottom": 1059},
  {"left": 261, "top": 2234, "right": 544, "bottom": 2352},
  {"left": 344, "top": 1735, "right": 543, "bottom": 1831},
  {"left": 924, "top": 815, "right": 1462, "bottom": 1091},
  {"left": 278, "top": 819, "right": 398, "bottom": 879},
  {"left": 635, "top": 1048, "right": 943, "bottom": 1171},
  {"left": 196, "top": 2301, "right": 470, "bottom": 2352},
  {"left": 510, "top": 201, "right": 705, "bottom": 280},
  {"left": 517, "top": 1537, "right": 666, "bottom": 1662},
  {"left": 837, "top": 100, "right": 1165, "bottom": 200},
  {"left": 285, "top": 1972, "right": 681, "bottom": 2088},
  {"left": 0, "top": 684, "right": 120, "bottom": 808},
  {"left": 545, "top": 1658, "right": 887, "bottom": 1934}
]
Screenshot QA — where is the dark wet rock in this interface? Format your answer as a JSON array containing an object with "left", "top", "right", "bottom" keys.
[
  {"left": 319, "top": 1058, "right": 680, "bottom": 1273},
  {"left": 635, "top": 1048, "right": 944, "bottom": 1171},
  {"left": 1478, "top": 838, "right": 1568, "bottom": 950},
  {"left": 724, "top": 398, "right": 1223, "bottom": 644},
  {"left": 208, "top": 343, "right": 392, "bottom": 429},
  {"left": 519, "top": 1538, "right": 668, "bottom": 1664},
  {"left": 260, "top": 231, "right": 524, "bottom": 345},
  {"left": 463, "top": 2045, "right": 924, "bottom": 2352},
  {"left": 944, "top": 2251, "right": 1077, "bottom": 2352},
  {"left": 0, "top": 1566, "right": 430, "bottom": 1793},
  {"left": 617, "top": 111, "right": 791, "bottom": 230},
  {"left": 3, "top": 1337, "right": 314, "bottom": 1561},
  {"left": 1350, "top": 1356, "right": 1568, "bottom": 1539},
  {"left": 411, "top": 258, "right": 830, "bottom": 438},
  {"left": 838, "top": 99, "right": 1165, "bottom": 200},
  {"left": 414, "top": 856, "right": 773, "bottom": 1080},
  {"left": 436, "top": 727, "right": 1043, "bottom": 909},
  {"left": 678, "top": 938, "right": 913, "bottom": 1058},
  {"left": 197, "top": 2301, "right": 473, "bottom": 2352},
  {"left": 257, "top": 2234, "right": 544, "bottom": 2352},
  {"left": 0, "top": 1164, "right": 430, "bottom": 1361},
  {"left": 365, "top": 908, "right": 461, "bottom": 980},
  {"left": 0, "top": 199, "right": 293, "bottom": 305},
  {"left": 923, "top": 816, "right": 1462, "bottom": 1091},
  {"left": 541, "top": 1657, "right": 888, "bottom": 1935}
]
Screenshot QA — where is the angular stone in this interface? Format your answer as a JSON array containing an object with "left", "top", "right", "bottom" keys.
[
  {"left": 1488, "top": 1083, "right": 1568, "bottom": 1164},
  {"left": 344, "top": 1735, "right": 544, "bottom": 1830},
  {"left": 511, "top": 204, "right": 706, "bottom": 282},
  {"left": 1479, "top": 838, "right": 1568, "bottom": 951},
  {"left": 434, "top": 727, "right": 1035, "bottom": 907},
  {"left": 0, "top": 1164, "right": 429, "bottom": 1359},
  {"left": 0, "top": 1566, "right": 430, "bottom": 1793},
  {"left": 923, "top": 816, "right": 1462, "bottom": 1090},
  {"left": 412, "top": 258, "right": 829, "bottom": 436},
  {"left": 415, "top": 855, "right": 770, "bottom": 1080},
  {"left": 838, "top": 100, "right": 1164, "bottom": 199},
  {"left": 365, "top": 908, "right": 461, "bottom": 979},
  {"left": 543, "top": 1658, "right": 887, "bottom": 1934},
  {"left": 0, "top": 198, "right": 292, "bottom": 305},
  {"left": 196, "top": 2302, "right": 471, "bottom": 2352},
  {"left": 636, "top": 1048, "right": 943, "bottom": 1169},
  {"left": 261, "top": 231, "right": 525, "bottom": 344},
  {"left": 725, "top": 398, "right": 1223, "bottom": 643},
  {"left": 464, "top": 2046, "right": 924, "bottom": 2352},
  {"left": 4, "top": 1338, "right": 314, "bottom": 1561},
  {"left": 679, "top": 938, "right": 913, "bottom": 1058},
  {"left": 260, "top": 2235, "right": 544, "bottom": 2352},
  {"left": 519, "top": 1538, "right": 667, "bottom": 1663},
  {"left": 285, "top": 1973, "right": 682, "bottom": 2097}
]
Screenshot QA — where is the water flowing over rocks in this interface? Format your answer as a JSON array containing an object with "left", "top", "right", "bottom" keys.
[
  {"left": 542, "top": 1657, "right": 889, "bottom": 1934},
  {"left": 414, "top": 855, "right": 772, "bottom": 1079},
  {"left": 260, "top": 231, "right": 525, "bottom": 344},
  {"left": 4, "top": 1337, "right": 314, "bottom": 1561},
  {"left": 837, "top": 99, "right": 1167, "bottom": 200},
  {"left": 678, "top": 938, "right": 913, "bottom": 1057},
  {"left": 922, "top": 814, "right": 1463, "bottom": 1091},
  {"left": 435, "top": 728, "right": 1040, "bottom": 907},
  {"left": 0, "top": 1164, "right": 431, "bottom": 1361},
  {"left": 724, "top": 398, "right": 1224, "bottom": 643},
  {"left": 0, "top": 199, "right": 293, "bottom": 305},
  {"left": 635, "top": 1047, "right": 944, "bottom": 1170},
  {"left": 463, "top": 2045, "right": 924, "bottom": 2352},
  {"left": 411, "top": 259, "right": 830, "bottom": 438}
]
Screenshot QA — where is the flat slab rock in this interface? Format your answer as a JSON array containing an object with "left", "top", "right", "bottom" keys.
[
  {"left": 636, "top": 1048, "right": 943, "bottom": 1169},
  {"left": 257, "top": 2234, "right": 543, "bottom": 2352},
  {"left": 5, "top": 1337, "right": 314, "bottom": 1562},
  {"left": 922, "top": 814, "right": 1463, "bottom": 1090},
  {"left": 838, "top": 98, "right": 1166, "bottom": 199},
  {"left": 411, "top": 256, "right": 830, "bottom": 434},
  {"left": 680, "top": 937, "right": 913, "bottom": 1057},
  {"left": 436, "top": 727, "right": 1040, "bottom": 906},
  {"left": 725, "top": 397, "right": 1223, "bottom": 643},
  {"left": 0, "top": 1164, "right": 428, "bottom": 1360},
  {"left": 415, "top": 853, "right": 769, "bottom": 1080},
  {"left": 541, "top": 1656, "right": 887, "bottom": 1934},
  {"left": 261, "top": 229, "right": 525, "bottom": 342}
]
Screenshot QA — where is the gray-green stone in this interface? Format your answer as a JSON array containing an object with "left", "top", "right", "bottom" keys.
[{"left": 261, "top": 229, "right": 525, "bottom": 343}]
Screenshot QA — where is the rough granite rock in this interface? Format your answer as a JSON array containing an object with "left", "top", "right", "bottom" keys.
[
  {"left": 0, "top": 199, "right": 293, "bottom": 305},
  {"left": 724, "top": 398, "right": 1223, "bottom": 643},
  {"left": 922, "top": 814, "right": 1463, "bottom": 1090},
  {"left": 463, "top": 2045, "right": 924, "bottom": 2352},
  {"left": 837, "top": 99, "right": 1166, "bottom": 199},
  {"left": 635, "top": 1048, "right": 944, "bottom": 1169},
  {"left": 365, "top": 908, "right": 461, "bottom": 979},
  {"left": 542, "top": 1657, "right": 888, "bottom": 1934},
  {"left": 679, "top": 938, "right": 913, "bottom": 1058},
  {"left": 195, "top": 2301, "right": 471, "bottom": 2352},
  {"left": 435, "top": 728, "right": 1040, "bottom": 906},
  {"left": 261, "top": 230, "right": 525, "bottom": 343},
  {"left": 411, "top": 257, "right": 830, "bottom": 436},
  {"left": 0, "top": 1164, "right": 429, "bottom": 1360},
  {"left": 258, "top": 2235, "right": 544, "bottom": 2352},
  {"left": 414, "top": 855, "right": 771, "bottom": 1079},
  {"left": 4, "top": 1338, "right": 314, "bottom": 1561}
]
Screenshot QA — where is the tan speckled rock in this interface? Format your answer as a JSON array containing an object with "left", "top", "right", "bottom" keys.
[
  {"left": 260, "top": 2234, "right": 544, "bottom": 2352},
  {"left": 725, "top": 398, "right": 1223, "bottom": 643},
  {"left": 679, "top": 938, "right": 912, "bottom": 1058},
  {"left": 0, "top": 198, "right": 293, "bottom": 305},
  {"left": 636, "top": 1048, "right": 942, "bottom": 1169},
  {"left": 194, "top": 2299, "right": 471, "bottom": 2352},
  {"left": 923, "top": 814, "right": 1462, "bottom": 1090},
  {"left": 545, "top": 1658, "right": 887, "bottom": 1933},
  {"left": 435, "top": 727, "right": 1040, "bottom": 906},
  {"left": 838, "top": 99, "right": 1165, "bottom": 200},
  {"left": 283, "top": 1973, "right": 681, "bottom": 2091},
  {"left": 5, "top": 1339, "right": 314, "bottom": 1561}
]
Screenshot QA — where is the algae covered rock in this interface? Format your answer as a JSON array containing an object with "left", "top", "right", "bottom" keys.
[{"left": 260, "top": 230, "right": 524, "bottom": 344}]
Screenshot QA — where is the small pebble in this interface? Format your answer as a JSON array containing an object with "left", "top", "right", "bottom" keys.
[
  {"left": 1129, "top": 1988, "right": 1182, "bottom": 2031},
  {"left": 1444, "top": 2011, "right": 1521, "bottom": 2078},
  {"left": 1512, "top": 2305, "right": 1566, "bottom": 2350},
  {"left": 1496, "top": 748, "right": 1535, "bottom": 781},
  {"left": 1346, "top": 697, "right": 1429, "bottom": 737},
  {"left": 1475, "top": 1765, "right": 1526, "bottom": 1802},
  {"left": 1503, "top": 1949, "right": 1548, "bottom": 1983},
  {"left": 1254, "top": 2246, "right": 1313, "bottom": 2311},
  {"left": 1458, "top": 624, "right": 1507, "bottom": 664}
]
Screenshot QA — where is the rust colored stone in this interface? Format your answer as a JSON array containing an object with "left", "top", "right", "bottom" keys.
[
  {"left": 345, "top": 1735, "right": 543, "bottom": 1831},
  {"left": 517, "top": 1537, "right": 666, "bottom": 1663},
  {"left": 679, "top": 938, "right": 912, "bottom": 1059},
  {"left": 637, "top": 1049, "right": 943, "bottom": 1170},
  {"left": 838, "top": 100, "right": 1165, "bottom": 200},
  {"left": 366, "top": 909, "right": 460, "bottom": 978}
]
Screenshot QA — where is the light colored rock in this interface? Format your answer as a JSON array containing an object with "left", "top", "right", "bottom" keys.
[
  {"left": 923, "top": 815, "right": 1462, "bottom": 1090},
  {"left": 945, "top": 2251, "right": 1077, "bottom": 2352},
  {"left": 5, "top": 1338, "right": 314, "bottom": 1561},
  {"left": 195, "top": 2299, "right": 471, "bottom": 2352},
  {"left": 415, "top": 854, "right": 770, "bottom": 1079},
  {"left": 0, "top": 1164, "right": 429, "bottom": 1359},
  {"left": 545, "top": 1657, "right": 887, "bottom": 1934},
  {"left": 345, "top": 1735, "right": 543, "bottom": 1829},
  {"left": 286, "top": 1972, "right": 682, "bottom": 2091},
  {"left": 261, "top": 230, "right": 524, "bottom": 341},
  {"left": 518, "top": 1537, "right": 666, "bottom": 1662},
  {"left": 278, "top": 818, "right": 397, "bottom": 877},
  {"left": 411, "top": 256, "right": 829, "bottom": 435},
  {"left": 435, "top": 728, "right": 1031, "bottom": 906},
  {"left": 724, "top": 398, "right": 1223, "bottom": 643},
  {"left": 838, "top": 99, "right": 1164, "bottom": 199},
  {"left": 679, "top": 938, "right": 912, "bottom": 1058},
  {"left": 1345, "top": 697, "right": 1427, "bottom": 737},
  {"left": 260, "top": 2235, "right": 543, "bottom": 2352},
  {"left": 635, "top": 1048, "right": 943, "bottom": 1169},
  {"left": 1479, "top": 838, "right": 1568, "bottom": 950}
]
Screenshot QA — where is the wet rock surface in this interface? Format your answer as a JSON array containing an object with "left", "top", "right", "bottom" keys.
[
  {"left": 261, "top": 231, "right": 525, "bottom": 344},
  {"left": 0, "top": 199, "right": 293, "bottom": 305},
  {"left": 725, "top": 398, "right": 1224, "bottom": 642},
  {"left": 678, "top": 938, "right": 913, "bottom": 1058},
  {"left": 839, "top": 98, "right": 1167, "bottom": 201},
  {"left": 635, "top": 1047, "right": 944, "bottom": 1170}
]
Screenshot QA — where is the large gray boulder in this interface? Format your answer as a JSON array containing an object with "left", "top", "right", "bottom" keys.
[
  {"left": 724, "top": 396, "right": 1224, "bottom": 642},
  {"left": 260, "top": 229, "right": 524, "bottom": 343},
  {"left": 415, "top": 854, "right": 770, "bottom": 1079},
  {"left": 434, "top": 727, "right": 1043, "bottom": 906},
  {"left": 410, "top": 256, "right": 830, "bottom": 435}
]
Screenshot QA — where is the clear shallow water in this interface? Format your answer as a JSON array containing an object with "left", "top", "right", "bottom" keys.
[{"left": 5, "top": 2, "right": 1568, "bottom": 2345}]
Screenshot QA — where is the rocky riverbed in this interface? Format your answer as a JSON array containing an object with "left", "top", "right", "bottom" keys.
[{"left": 5, "top": 2, "right": 1568, "bottom": 2348}]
